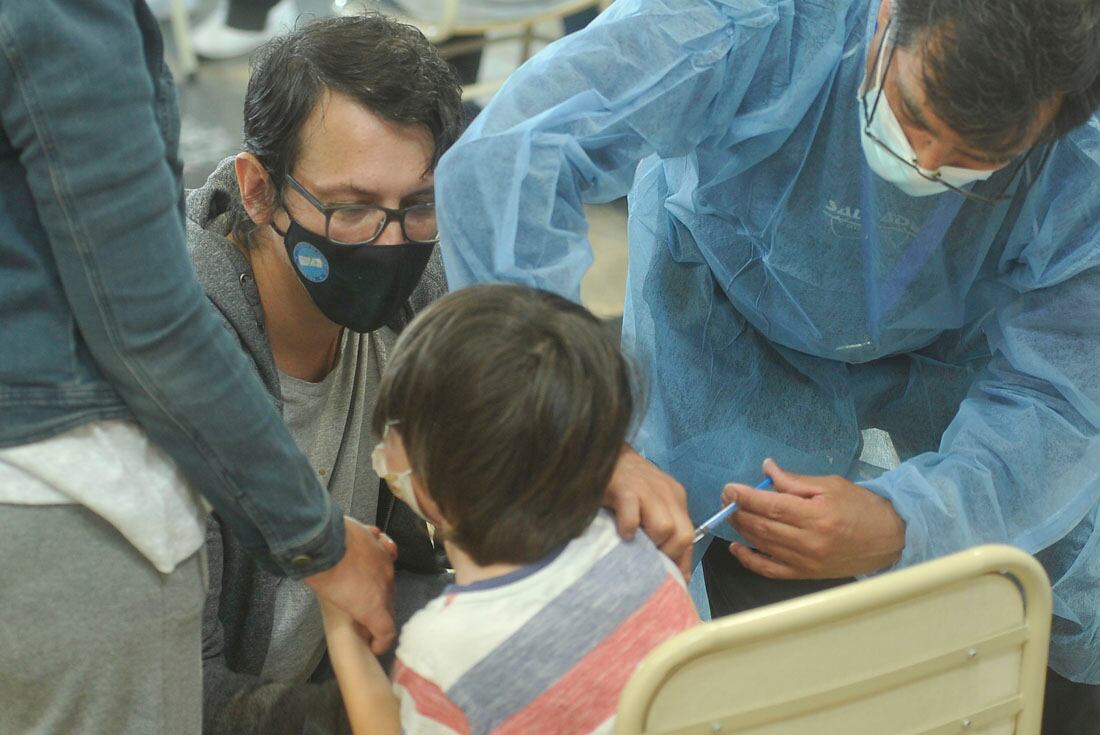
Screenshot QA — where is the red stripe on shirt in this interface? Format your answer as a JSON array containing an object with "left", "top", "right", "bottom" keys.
[
  {"left": 393, "top": 659, "right": 470, "bottom": 734},
  {"left": 493, "top": 576, "right": 698, "bottom": 734}
]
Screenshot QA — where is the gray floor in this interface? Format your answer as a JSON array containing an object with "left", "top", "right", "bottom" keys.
[{"left": 169, "top": 1, "right": 628, "bottom": 317}]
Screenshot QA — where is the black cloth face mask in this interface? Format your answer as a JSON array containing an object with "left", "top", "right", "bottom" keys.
[{"left": 277, "top": 218, "right": 434, "bottom": 333}]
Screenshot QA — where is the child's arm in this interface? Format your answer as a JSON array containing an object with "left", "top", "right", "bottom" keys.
[
  {"left": 321, "top": 528, "right": 401, "bottom": 735},
  {"left": 321, "top": 599, "right": 401, "bottom": 735}
]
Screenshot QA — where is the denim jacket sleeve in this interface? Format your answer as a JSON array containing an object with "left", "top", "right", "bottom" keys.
[{"left": 0, "top": 0, "right": 343, "bottom": 577}]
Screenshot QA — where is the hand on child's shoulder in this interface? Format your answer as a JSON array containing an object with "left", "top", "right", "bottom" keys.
[{"left": 604, "top": 447, "right": 694, "bottom": 578}]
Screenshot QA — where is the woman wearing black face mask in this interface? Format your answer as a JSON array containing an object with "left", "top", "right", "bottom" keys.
[
  {"left": 184, "top": 15, "right": 465, "bottom": 735},
  {"left": 270, "top": 173, "right": 437, "bottom": 335}
]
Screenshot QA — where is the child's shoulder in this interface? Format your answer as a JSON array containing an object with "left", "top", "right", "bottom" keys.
[
  {"left": 394, "top": 596, "right": 486, "bottom": 689},
  {"left": 565, "top": 511, "right": 691, "bottom": 610},
  {"left": 582, "top": 509, "right": 688, "bottom": 588},
  {"left": 394, "top": 511, "right": 698, "bottom": 722},
  {"left": 564, "top": 512, "right": 699, "bottom": 664},
  {"left": 396, "top": 511, "right": 694, "bottom": 666}
]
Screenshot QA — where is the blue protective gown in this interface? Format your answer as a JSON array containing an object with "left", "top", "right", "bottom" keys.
[{"left": 435, "top": 0, "right": 1100, "bottom": 681}]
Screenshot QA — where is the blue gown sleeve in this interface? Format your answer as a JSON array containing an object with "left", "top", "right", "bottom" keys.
[
  {"left": 863, "top": 147, "right": 1100, "bottom": 683},
  {"left": 867, "top": 264, "right": 1100, "bottom": 564},
  {"left": 436, "top": 0, "right": 787, "bottom": 300}
]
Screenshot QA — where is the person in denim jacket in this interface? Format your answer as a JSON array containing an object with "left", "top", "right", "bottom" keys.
[{"left": 0, "top": 2, "right": 396, "bottom": 733}]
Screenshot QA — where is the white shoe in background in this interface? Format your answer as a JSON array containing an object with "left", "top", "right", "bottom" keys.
[
  {"left": 191, "top": 0, "right": 300, "bottom": 60},
  {"left": 145, "top": 0, "right": 199, "bottom": 21}
]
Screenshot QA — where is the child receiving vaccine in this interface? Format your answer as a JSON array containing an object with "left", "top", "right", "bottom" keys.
[{"left": 321, "top": 284, "right": 698, "bottom": 734}]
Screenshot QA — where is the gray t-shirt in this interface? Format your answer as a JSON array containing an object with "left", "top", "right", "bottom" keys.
[{"left": 262, "top": 330, "right": 383, "bottom": 681}]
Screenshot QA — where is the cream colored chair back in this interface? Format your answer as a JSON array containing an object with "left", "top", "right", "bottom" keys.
[{"left": 617, "top": 545, "right": 1052, "bottom": 735}]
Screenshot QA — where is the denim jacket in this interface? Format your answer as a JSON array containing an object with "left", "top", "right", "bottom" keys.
[{"left": 0, "top": 0, "right": 342, "bottom": 577}]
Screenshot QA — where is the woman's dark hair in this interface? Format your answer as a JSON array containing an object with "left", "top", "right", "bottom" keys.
[
  {"left": 231, "top": 12, "right": 463, "bottom": 244},
  {"left": 372, "top": 285, "right": 637, "bottom": 567},
  {"left": 893, "top": 0, "right": 1100, "bottom": 154}
]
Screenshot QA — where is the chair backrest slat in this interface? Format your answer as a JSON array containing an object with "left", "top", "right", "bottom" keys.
[{"left": 618, "top": 545, "right": 1052, "bottom": 735}]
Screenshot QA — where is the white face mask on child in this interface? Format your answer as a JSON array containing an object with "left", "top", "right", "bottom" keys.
[{"left": 371, "top": 426, "right": 429, "bottom": 522}]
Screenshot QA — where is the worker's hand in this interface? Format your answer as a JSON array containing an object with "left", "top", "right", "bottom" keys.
[
  {"left": 305, "top": 517, "right": 396, "bottom": 655},
  {"left": 724, "top": 458, "right": 906, "bottom": 579},
  {"left": 604, "top": 446, "right": 694, "bottom": 579}
]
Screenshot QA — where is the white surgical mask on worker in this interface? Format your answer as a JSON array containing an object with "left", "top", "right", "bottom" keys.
[
  {"left": 859, "top": 32, "right": 998, "bottom": 197},
  {"left": 371, "top": 425, "right": 428, "bottom": 522}
]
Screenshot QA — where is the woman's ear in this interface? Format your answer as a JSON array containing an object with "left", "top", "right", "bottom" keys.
[{"left": 234, "top": 152, "right": 278, "bottom": 227}]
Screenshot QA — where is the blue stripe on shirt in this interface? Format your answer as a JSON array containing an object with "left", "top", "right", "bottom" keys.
[{"left": 445, "top": 536, "right": 668, "bottom": 733}]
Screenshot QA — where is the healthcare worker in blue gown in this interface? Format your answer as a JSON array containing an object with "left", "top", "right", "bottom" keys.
[{"left": 435, "top": 0, "right": 1100, "bottom": 726}]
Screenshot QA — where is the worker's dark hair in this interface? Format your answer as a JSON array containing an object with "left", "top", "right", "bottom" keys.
[
  {"left": 893, "top": 0, "right": 1100, "bottom": 153},
  {"left": 372, "top": 285, "right": 636, "bottom": 566}
]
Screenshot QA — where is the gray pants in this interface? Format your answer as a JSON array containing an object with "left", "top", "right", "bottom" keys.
[{"left": 0, "top": 504, "right": 205, "bottom": 735}]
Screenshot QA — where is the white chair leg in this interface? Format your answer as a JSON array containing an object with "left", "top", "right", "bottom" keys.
[
  {"left": 169, "top": 0, "right": 199, "bottom": 82},
  {"left": 520, "top": 23, "right": 535, "bottom": 62}
]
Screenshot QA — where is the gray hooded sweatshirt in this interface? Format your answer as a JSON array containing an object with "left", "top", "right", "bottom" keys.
[{"left": 188, "top": 158, "right": 447, "bottom": 735}]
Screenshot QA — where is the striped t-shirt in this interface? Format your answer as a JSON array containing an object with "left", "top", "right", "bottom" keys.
[{"left": 392, "top": 510, "right": 699, "bottom": 734}]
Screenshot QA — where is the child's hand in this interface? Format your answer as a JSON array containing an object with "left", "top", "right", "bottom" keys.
[
  {"left": 305, "top": 518, "right": 397, "bottom": 654},
  {"left": 319, "top": 595, "right": 356, "bottom": 631},
  {"left": 367, "top": 527, "right": 399, "bottom": 562},
  {"left": 320, "top": 563, "right": 402, "bottom": 735}
]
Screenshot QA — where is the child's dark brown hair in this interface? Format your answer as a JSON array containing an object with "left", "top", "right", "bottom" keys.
[{"left": 372, "top": 284, "right": 635, "bottom": 566}]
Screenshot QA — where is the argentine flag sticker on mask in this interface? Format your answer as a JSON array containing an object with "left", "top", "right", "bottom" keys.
[{"left": 293, "top": 242, "right": 330, "bottom": 282}]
